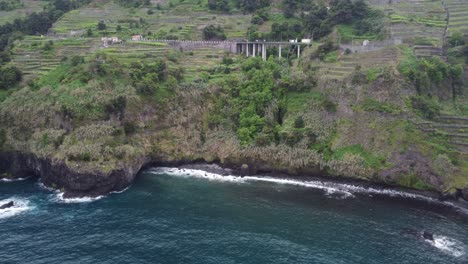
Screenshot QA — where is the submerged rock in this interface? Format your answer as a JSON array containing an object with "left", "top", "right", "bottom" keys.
[
  {"left": 401, "top": 228, "right": 434, "bottom": 241},
  {"left": 0, "top": 201, "right": 14, "bottom": 209},
  {"left": 423, "top": 231, "right": 434, "bottom": 241}
]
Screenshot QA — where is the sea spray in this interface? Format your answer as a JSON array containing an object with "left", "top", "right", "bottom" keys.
[
  {"left": 0, "top": 197, "right": 33, "bottom": 219},
  {"left": 427, "top": 235, "right": 467, "bottom": 258}
]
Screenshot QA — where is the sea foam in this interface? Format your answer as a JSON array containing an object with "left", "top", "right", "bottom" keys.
[
  {"left": 0, "top": 198, "right": 33, "bottom": 219},
  {"left": 0, "top": 177, "right": 30, "bottom": 182},
  {"left": 51, "top": 192, "right": 105, "bottom": 204},
  {"left": 427, "top": 235, "right": 467, "bottom": 258},
  {"left": 150, "top": 167, "right": 468, "bottom": 213}
]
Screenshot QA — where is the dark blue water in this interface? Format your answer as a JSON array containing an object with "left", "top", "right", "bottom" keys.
[{"left": 1, "top": 167, "right": 468, "bottom": 264}]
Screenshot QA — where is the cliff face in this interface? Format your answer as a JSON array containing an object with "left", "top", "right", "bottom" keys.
[
  {"left": 0, "top": 152, "right": 145, "bottom": 197},
  {"left": 0, "top": 55, "right": 466, "bottom": 200}
]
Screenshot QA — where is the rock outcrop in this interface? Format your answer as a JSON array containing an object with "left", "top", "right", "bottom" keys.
[
  {"left": 0, "top": 152, "right": 145, "bottom": 198},
  {"left": 0, "top": 201, "right": 14, "bottom": 209}
]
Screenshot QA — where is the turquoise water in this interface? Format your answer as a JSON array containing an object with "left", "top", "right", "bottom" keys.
[{"left": 1, "top": 167, "right": 468, "bottom": 264}]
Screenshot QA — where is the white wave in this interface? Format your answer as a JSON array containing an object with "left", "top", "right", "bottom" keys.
[
  {"left": 36, "top": 181, "right": 56, "bottom": 192},
  {"left": 0, "top": 177, "right": 30, "bottom": 182},
  {"left": 244, "top": 176, "right": 356, "bottom": 198},
  {"left": 150, "top": 167, "right": 355, "bottom": 198},
  {"left": 150, "top": 167, "right": 248, "bottom": 183},
  {"left": 0, "top": 198, "right": 33, "bottom": 219},
  {"left": 150, "top": 167, "right": 468, "bottom": 209},
  {"left": 427, "top": 235, "right": 466, "bottom": 258},
  {"left": 51, "top": 192, "right": 105, "bottom": 203},
  {"left": 110, "top": 186, "right": 131, "bottom": 194}
]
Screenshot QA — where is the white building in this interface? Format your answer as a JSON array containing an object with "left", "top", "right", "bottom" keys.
[{"left": 132, "top": 35, "right": 143, "bottom": 41}]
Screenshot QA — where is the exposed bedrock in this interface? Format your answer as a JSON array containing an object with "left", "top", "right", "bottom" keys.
[{"left": 0, "top": 152, "right": 144, "bottom": 198}]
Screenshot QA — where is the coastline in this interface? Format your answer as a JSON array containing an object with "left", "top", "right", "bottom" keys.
[
  {"left": 161, "top": 163, "right": 468, "bottom": 222},
  {"left": 2, "top": 151, "right": 468, "bottom": 221}
]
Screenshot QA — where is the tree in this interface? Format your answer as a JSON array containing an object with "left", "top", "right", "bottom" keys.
[
  {"left": 207, "top": 0, "right": 230, "bottom": 12},
  {"left": 449, "top": 31, "right": 465, "bottom": 47},
  {"left": 0, "top": 66, "right": 22, "bottom": 89},
  {"left": 202, "top": 25, "right": 227, "bottom": 40},
  {"left": 294, "top": 116, "right": 305, "bottom": 128},
  {"left": 236, "top": 0, "right": 270, "bottom": 13},
  {"left": 97, "top": 20, "right": 106, "bottom": 30}
]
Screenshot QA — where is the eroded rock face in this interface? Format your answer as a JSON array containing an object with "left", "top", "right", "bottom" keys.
[
  {"left": 0, "top": 152, "right": 145, "bottom": 198},
  {"left": 379, "top": 150, "right": 443, "bottom": 190},
  {"left": 462, "top": 188, "right": 468, "bottom": 202}
]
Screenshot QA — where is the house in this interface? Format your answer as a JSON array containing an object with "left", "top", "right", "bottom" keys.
[
  {"left": 132, "top": 35, "right": 143, "bottom": 41},
  {"left": 101, "top": 37, "right": 122, "bottom": 47}
]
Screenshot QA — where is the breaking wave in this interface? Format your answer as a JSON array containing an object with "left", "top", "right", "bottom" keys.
[
  {"left": 0, "top": 198, "right": 33, "bottom": 219},
  {"left": 0, "top": 177, "right": 30, "bottom": 182},
  {"left": 427, "top": 235, "right": 467, "bottom": 258},
  {"left": 150, "top": 167, "right": 468, "bottom": 213},
  {"left": 50, "top": 192, "right": 105, "bottom": 203}
]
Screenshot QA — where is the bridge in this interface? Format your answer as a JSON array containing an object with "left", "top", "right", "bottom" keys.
[{"left": 141, "top": 40, "right": 311, "bottom": 60}]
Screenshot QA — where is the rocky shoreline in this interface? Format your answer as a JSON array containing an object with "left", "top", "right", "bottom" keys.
[{"left": 1, "top": 151, "right": 468, "bottom": 208}]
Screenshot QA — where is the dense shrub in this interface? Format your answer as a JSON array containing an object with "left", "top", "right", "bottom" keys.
[
  {"left": 219, "top": 58, "right": 286, "bottom": 145},
  {"left": 0, "top": 66, "right": 22, "bottom": 90},
  {"left": 449, "top": 31, "right": 465, "bottom": 47},
  {"left": 410, "top": 96, "right": 441, "bottom": 120},
  {"left": 0, "top": 0, "right": 90, "bottom": 52},
  {"left": 277, "top": 0, "right": 382, "bottom": 41},
  {"left": 202, "top": 25, "right": 226, "bottom": 40},
  {"left": 116, "top": 0, "right": 150, "bottom": 8},
  {"left": 293, "top": 116, "right": 305, "bottom": 129},
  {"left": 236, "top": 0, "right": 270, "bottom": 13},
  {"left": 207, "top": 0, "right": 230, "bottom": 12},
  {"left": 97, "top": 21, "right": 107, "bottom": 30},
  {"left": 0, "top": 0, "right": 22, "bottom": 11}
]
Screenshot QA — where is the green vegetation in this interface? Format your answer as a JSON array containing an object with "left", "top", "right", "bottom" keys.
[
  {"left": 409, "top": 96, "right": 441, "bottom": 120},
  {"left": 331, "top": 144, "right": 384, "bottom": 169},
  {"left": 0, "top": 0, "right": 22, "bottom": 11},
  {"left": 398, "top": 47, "right": 463, "bottom": 97},
  {"left": 202, "top": 25, "right": 227, "bottom": 40},
  {"left": 0, "top": 65, "right": 22, "bottom": 90},
  {"left": 214, "top": 57, "right": 285, "bottom": 145},
  {"left": 397, "top": 173, "right": 433, "bottom": 190},
  {"left": 0, "top": 0, "right": 466, "bottom": 194},
  {"left": 389, "top": 14, "right": 445, "bottom": 28},
  {"left": 356, "top": 98, "right": 399, "bottom": 114}
]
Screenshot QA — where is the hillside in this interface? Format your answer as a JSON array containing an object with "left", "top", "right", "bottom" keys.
[{"left": 0, "top": 0, "right": 467, "bottom": 200}]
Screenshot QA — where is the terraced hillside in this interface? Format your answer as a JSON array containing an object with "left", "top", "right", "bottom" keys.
[
  {"left": 94, "top": 41, "right": 173, "bottom": 64},
  {"left": 417, "top": 116, "right": 468, "bottom": 155},
  {"left": 0, "top": 0, "right": 47, "bottom": 26},
  {"left": 10, "top": 36, "right": 99, "bottom": 79},
  {"left": 316, "top": 47, "right": 400, "bottom": 81},
  {"left": 367, "top": 0, "right": 447, "bottom": 46},
  {"left": 49, "top": 0, "right": 251, "bottom": 40},
  {"left": 50, "top": 1, "right": 132, "bottom": 35},
  {"left": 445, "top": 0, "right": 468, "bottom": 40},
  {"left": 178, "top": 47, "right": 227, "bottom": 81}
]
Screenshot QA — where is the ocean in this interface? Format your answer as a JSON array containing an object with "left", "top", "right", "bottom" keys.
[{"left": 1, "top": 167, "right": 467, "bottom": 263}]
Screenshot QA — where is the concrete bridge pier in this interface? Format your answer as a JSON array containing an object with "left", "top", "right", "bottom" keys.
[{"left": 262, "top": 44, "right": 266, "bottom": 61}]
